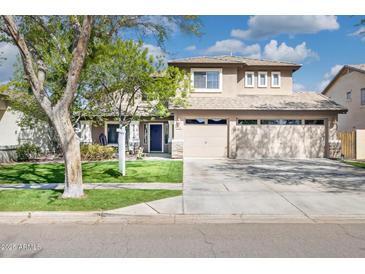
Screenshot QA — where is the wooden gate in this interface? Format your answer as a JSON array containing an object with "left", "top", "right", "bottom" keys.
[{"left": 337, "top": 131, "right": 356, "bottom": 159}]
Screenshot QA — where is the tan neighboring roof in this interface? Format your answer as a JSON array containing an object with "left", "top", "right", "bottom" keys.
[
  {"left": 322, "top": 64, "right": 365, "bottom": 94},
  {"left": 168, "top": 55, "right": 301, "bottom": 69},
  {"left": 348, "top": 64, "right": 365, "bottom": 73},
  {"left": 170, "top": 92, "right": 347, "bottom": 112}
]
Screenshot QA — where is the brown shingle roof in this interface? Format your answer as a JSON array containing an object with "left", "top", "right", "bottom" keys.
[
  {"left": 170, "top": 93, "right": 347, "bottom": 112},
  {"left": 168, "top": 55, "right": 301, "bottom": 68}
]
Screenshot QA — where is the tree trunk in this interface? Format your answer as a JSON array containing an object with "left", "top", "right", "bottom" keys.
[{"left": 53, "top": 111, "right": 84, "bottom": 198}]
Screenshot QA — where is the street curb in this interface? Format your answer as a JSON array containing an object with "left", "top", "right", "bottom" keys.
[{"left": 2, "top": 212, "right": 365, "bottom": 224}]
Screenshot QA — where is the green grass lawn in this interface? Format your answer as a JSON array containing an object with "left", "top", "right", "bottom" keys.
[
  {"left": 344, "top": 161, "right": 365, "bottom": 169},
  {"left": 0, "top": 189, "right": 182, "bottom": 211},
  {"left": 0, "top": 160, "right": 183, "bottom": 184}
]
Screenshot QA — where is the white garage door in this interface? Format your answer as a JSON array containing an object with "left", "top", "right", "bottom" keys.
[
  {"left": 236, "top": 122, "right": 325, "bottom": 159},
  {"left": 184, "top": 124, "right": 228, "bottom": 158}
]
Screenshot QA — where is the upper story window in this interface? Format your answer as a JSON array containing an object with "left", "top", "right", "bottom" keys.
[
  {"left": 245, "top": 71, "right": 255, "bottom": 88},
  {"left": 271, "top": 72, "right": 281, "bottom": 88},
  {"left": 346, "top": 91, "right": 352, "bottom": 101},
  {"left": 361, "top": 88, "right": 365, "bottom": 105},
  {"left": 192, "top": 68, "right": 222, "bottom": 92},
  {"left": 258, "top": 72, "right": 268, "bottom": 88}
]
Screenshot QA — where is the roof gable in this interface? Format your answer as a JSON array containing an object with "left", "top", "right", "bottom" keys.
[{"left": 322, "top": 64, "right": 365, "bottom": 95}]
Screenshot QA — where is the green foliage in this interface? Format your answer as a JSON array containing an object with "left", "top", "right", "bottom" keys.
[
  {"left": 80, "top": 144, "right": 116, "bottom": 161},
  {"left": 82, "top": 39, "right": 191, "bottom": 124},
  {"left": 16, "top": 143, "right": 41, "bottom": 161},
  {"left": 0, "top": 160, "right": 183, "bottom": 184},
  {"left": 0, "top": 16, "right": 200, "bottom": 128},
  {"left": 0, "top": 189, "right": 182, "bottom": 211}
]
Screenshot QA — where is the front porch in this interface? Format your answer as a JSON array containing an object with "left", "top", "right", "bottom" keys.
[{"left": 79, "top": 119, "right": 174, "bottom": 156}]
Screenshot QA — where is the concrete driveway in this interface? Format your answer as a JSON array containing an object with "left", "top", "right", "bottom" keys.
[{"left": 183, "top": 158, "right": 365, "bottom": 217}]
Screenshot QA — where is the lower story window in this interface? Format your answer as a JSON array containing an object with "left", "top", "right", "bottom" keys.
[
  {"left": 207, "top": 118, "right": 227, "bottom": 125},
  {"left": 261, "top": 119, "right": 302, "bottom": 125},
  {"left": 107, "top": 124, "right": 119, "bottom": 144},
  {"left": 282, "top": 120, "right": 302, "bottom": 125},
  {"left": 261, "top": 119, "right": 281, "bottom": 125},
  {"left": 185, "top": 118, "right": 205, "bottom": 125},
  {"left": 305, "top": 120, "right": 324, "bottom": 125},
  {"left": 237, "top": 119, "right": 257, "bottom": 125}
]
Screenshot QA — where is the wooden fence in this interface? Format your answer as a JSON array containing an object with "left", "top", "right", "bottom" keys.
[{"left": 337, "top": 131, "right": 356, "bottom": 159}]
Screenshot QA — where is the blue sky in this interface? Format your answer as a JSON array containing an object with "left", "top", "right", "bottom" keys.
[{"left": 1, "top": 15, "right": 364, "bottom": 92}]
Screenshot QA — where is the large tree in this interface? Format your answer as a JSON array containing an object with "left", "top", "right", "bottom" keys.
[
  {"left": 82, "top": 40, "right": 191, "bottom": 175},
  {"left": 0, "top": 15, "right": 201, "bottom": 198}
]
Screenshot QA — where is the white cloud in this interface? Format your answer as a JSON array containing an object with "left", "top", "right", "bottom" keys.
[
  {"left": 142, "top": 44, "right": 166, "bottom": 59},
  {"left": 0, "top": 42, "right": 19, "bottom": 83},
  {"left": 263, "top": 40, "right": 318, "bottom": 63},
  {"left": 317, "top": 64, "right": 343, "bottom": 91},
  {"left": 293, "top": 83, "right": 306, "bottom": 92},
  {"left": 205, "top": 39, "right": 261, "bottom": 58},
  {"left": 349, "top": 26, "right": 365, "bottom": 42},
  {"left": 185, "top": 45, "right": 197, "bottom": 51},
  {"left": 231, "top": 15, "right": 339, "bottom": 40}
]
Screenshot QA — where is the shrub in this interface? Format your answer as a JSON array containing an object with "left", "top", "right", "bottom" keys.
[
  {"left": 80, "top": 144, "right": 116, "bottom": 161},
  {"left": 16, "top": 143, "right": 41, "bottom": 161}
]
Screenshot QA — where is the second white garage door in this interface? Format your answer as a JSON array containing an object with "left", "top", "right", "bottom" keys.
[
  {"left": 183, "top": 125, "right": 228, "bottom": 158},
  {"left": 236, "top": 124, "right": 326, "bottom": 159}
]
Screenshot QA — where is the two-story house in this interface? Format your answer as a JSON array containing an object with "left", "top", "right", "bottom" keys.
[
  {"left": 321, "top": 64, "right": 365, "bottom": 131},
  {"left": 82, "top": 56, "right": 346, "bottom": 159}
]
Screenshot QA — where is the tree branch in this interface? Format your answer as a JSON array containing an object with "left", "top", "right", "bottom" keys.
[
  {"left": 2, "top": 15, "right": 52, "bottom": 115},
  {"left": 57, "top": 15, "right": 93, "bottom": 110}
]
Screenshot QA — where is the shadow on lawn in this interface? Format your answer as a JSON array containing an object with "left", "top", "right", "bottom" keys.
[
  {"left": 104, "top": 168, "right": 122, "bottom": 178},
  {"left": 0, "top": 163, "right": 65, "bottom": 184}
]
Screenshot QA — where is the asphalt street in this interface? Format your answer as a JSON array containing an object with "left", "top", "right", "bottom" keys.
[{"left": 1, "top": 223, "right": 365, "bottom": 257}]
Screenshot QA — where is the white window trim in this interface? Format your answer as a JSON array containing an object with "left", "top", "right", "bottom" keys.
[
  {"left": 244, "top": 71, "right": 255, "bottom": 88},
  {"left": 271, "top": 71, "right": 281, "bottom": 88},
  {"left": 258, "top": 71, "right": 268, "bottom": 88},
  {"left": 191, "top": 68, "right": 222, "bottom": 92}
]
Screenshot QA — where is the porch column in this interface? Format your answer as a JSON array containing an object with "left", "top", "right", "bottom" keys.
[
  {"left": 129, "top": 121, "right": 140, "bottom": 153},
  {"left": 228, "top": 119, "right": 237, "bottom": 159},
  {"left": 79, "top": 121, "right": 92, "bottom": 144},
  {"left": 171, "top": 117, "right": 184, "bottom": 159},
  {"left": 327, "top": 116, "right": 341, "bottom": 159}
]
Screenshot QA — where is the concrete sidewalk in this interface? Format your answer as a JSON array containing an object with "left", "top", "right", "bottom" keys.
[{"left": 0, "top": 183, "right": 181, "bottom": 191}]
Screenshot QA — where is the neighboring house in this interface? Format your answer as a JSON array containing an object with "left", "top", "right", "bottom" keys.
[
  {"left": 322, "top": 64, "right": 365, "bottom": 131},
  {"left": 0, "top": 95, "right": 54, "bottom": 161},
  {"left": 321, "top": 64, "right": 365, "bottom": 160},
  {"left": 81, "top": 55, "right": 346, "bottom": 159}
]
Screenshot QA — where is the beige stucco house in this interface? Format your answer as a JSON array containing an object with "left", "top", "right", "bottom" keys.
[
  {"left": 81, "top": 56, "right": 346, "bottom": 159},
  {"left": 322, "top": 64, "right": 365, "bottom": 131},
  {"left": 0, "top": 95, "right": 54, "bottom": 161}
]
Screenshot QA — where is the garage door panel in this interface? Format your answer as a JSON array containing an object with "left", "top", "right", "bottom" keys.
[
  {"left": 184, "top": 125, "right": 227, "bottom": 158},
  {"left": 304, "top": 126, "right": 325, "bottom": 158},
  {"left": 236, "top": 125, "right": 325, "bottom": 159}
]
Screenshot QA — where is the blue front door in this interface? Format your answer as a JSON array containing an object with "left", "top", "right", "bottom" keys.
[{"left": 150, "top": 124, "right": 162, "bottom": 152}]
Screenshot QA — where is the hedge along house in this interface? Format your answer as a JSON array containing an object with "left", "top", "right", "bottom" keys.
[{"left": 79, "top": 56, "right": 347, "bottom": 159}]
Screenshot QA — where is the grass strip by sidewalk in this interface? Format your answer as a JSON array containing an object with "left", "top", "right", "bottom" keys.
[
  {"left": 0, "top": 189, "right": 182, "bottom": 211},
  {"left": 344, "top": 161, "right": 365, "bottom": 169},
  {"left": 0, "top": 160, "right": 183, "bottom": 184}
]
